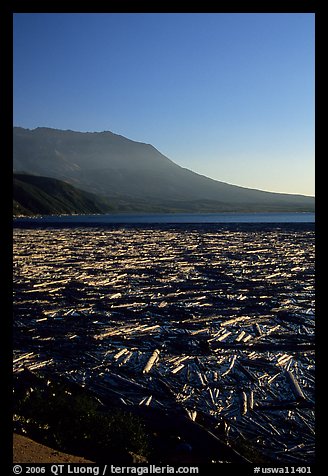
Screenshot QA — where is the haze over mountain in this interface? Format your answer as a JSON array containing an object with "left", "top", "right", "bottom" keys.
[{"left": 13, "top": 127, "right": 314, "bottom": 213}]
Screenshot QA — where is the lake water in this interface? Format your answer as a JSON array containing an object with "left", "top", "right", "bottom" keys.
[{"left": 13, "top": 212, "right": 315, "bottom": 225}]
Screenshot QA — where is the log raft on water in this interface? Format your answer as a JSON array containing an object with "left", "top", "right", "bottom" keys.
[{"left": 13, "top": 226, "right": 315, "bottom": 463}]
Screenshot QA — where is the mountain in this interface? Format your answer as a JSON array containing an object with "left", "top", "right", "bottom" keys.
[
  {"left": 13, "top": 127, "right": 314, "bottom": 213},
  {"left": 13, "top": 173, "right": 113, "bottom": 216}
]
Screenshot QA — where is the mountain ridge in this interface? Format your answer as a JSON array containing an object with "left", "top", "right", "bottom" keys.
[{"left": 13, "top": 126, "right": 314, "bottom": 213}]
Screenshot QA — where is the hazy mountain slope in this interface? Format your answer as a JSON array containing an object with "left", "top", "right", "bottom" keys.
[
  {"left": 13, "top": 127, "right": 314, "bottom": 212},
  {"left": 13, "top": 173, "right": 113, "bottom": 216}
]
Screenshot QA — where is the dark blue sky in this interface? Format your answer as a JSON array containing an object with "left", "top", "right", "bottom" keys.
[{"left": 13, "top": 13, "right": 315, "bottom": 196}]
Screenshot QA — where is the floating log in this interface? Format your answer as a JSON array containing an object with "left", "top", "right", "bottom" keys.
[
  {"left": 249, "top": 391, "right": 254, "bottom": 410},
  {"left": 28, "top": 359, "right": 53, "bottom": 370},
  {"left": 253, "top": 323, "right": 262, "bottom": 336},
  {"left": 171, "top": 364, "right": 185, "bottom": 374},
  {"left": 174, "top": 355, "right": 191, "bottom": 366},
  {"left": 185, "top": 409, "right": 197, "bottom": 421},
  {"left": 243, "top": 334, "right": 253, "bottom": 343},
  {"left": 120, "top": 351, "right": 133, "bottom": 366},
  {"left": 113, "top": 348, "right": 128, "bottom": 360},
  {"left": 285, "top": 370, "right": 306, "bottom": 401},
  {"left": 277, "top": 354, "right": 292, "bottom": 366},
  {"left": 246, "top": 248, "right": 269, "bottom": 254},
  {"left": 196, "top": 371, "right": 206, "bottom": 386},
  {"left": 190, "top": 328, "right": 208, "bottom": 336},
  {"left": 13, "top": 352, "right": 34, "bottom": 363},
  {"left": 109, "top": 292, "right": 122, "bottom": 299},
  {"left": 241, "top": 392, "right": 248, "bottom": 415},
  {"left": 145, "top": 395, "right": 153, "bottom": 406},
  {"left": 208, "top": 388, "right": 216, "bottom": 405},
  {"left": 140, "top": 325, "right": 161, "bottom": 332},
  {"left": 235, "top": 330, "right": 246, "bottom": 342},
  {"left": 217, "top": 331, "right": 232, "bottom": 342},
  {"left": 142, "top": 349, "right": 160, "bottom": 374},
  {"left": 94, "top": 330, "right": 121, "bottom": 340},
  {"left": 221, "top": 354, "right": 237, "bottom": 377},
  {"left": 220, "top": 316, "right": 250, "bottom": 327},
  {"left": 33, "top": 279, "right": 69, "bottom": 287}
]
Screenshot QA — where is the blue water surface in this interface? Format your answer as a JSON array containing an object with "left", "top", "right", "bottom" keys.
[{"left": 13, "top": 212, "right": 315, "bottom": 225}]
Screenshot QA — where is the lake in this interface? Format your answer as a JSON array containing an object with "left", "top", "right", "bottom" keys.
[{"left": 13, "top": 212, "right": 315, "bottom": 225}]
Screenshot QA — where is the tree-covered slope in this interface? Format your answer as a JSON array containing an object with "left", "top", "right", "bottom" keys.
[{"left": 13, "top": 174, "right": 113, "bottom": 216}]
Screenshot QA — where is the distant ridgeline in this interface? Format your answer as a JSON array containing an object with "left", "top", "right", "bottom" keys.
[{"left": 13, "top": 127, "right": 314, "bottom": 215}]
